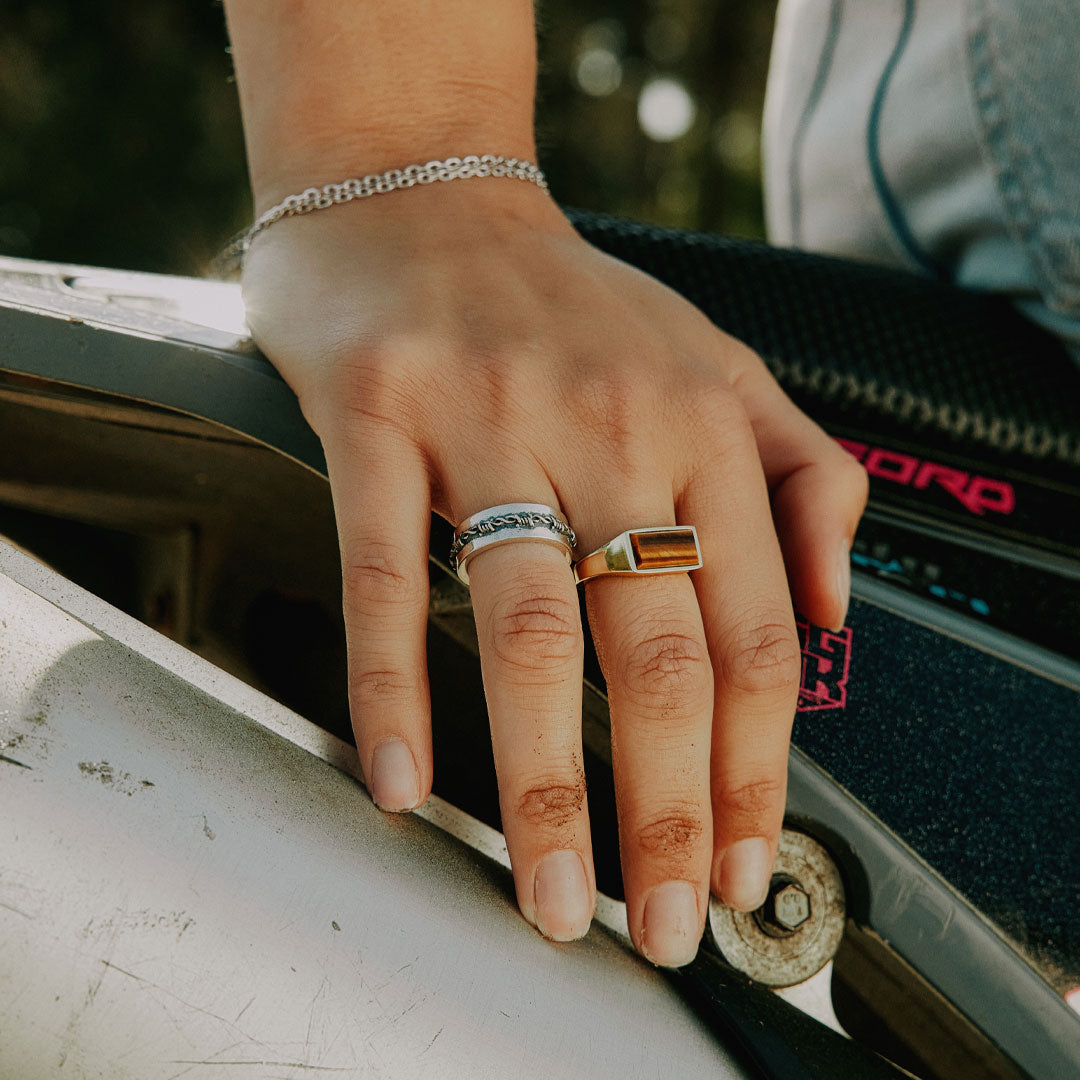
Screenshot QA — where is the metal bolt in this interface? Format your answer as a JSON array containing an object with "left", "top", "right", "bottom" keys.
[
  {"left": 772, "top": 884, "right": 811, "bottom": 930},
  {"left": 754, "top": 875, "right": 812, "bottom": 937}
]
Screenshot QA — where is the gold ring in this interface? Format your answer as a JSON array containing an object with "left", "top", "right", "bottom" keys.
[{"left": 573, "top": 526, "right": 702, "bottom": 584}]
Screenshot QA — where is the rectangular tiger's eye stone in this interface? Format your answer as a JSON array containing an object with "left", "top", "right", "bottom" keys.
[{"left": 629, "top": 528, "right": 700, "bottom": 570}]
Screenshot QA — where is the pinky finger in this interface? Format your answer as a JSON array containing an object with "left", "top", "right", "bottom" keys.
[
  {"left": 771, "top": 450, "right": 868, "bottom": 631},
  {"left": 730, "top": 355, "right": 868, "bottom": 630}
]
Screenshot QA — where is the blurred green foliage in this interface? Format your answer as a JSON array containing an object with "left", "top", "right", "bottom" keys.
[
  {"left": 0, "top": 1, "right": 246, "bottom": 272},
  {"left": 0, "top": 0, "right": 775, "bottom": 274},
  {"left": 538, "top": 0, "right": 777, "bottom": 237}
]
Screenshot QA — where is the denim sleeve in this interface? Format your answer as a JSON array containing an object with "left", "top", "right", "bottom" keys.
[{"left": 966, "top": 0, "right": 1080, "bottom": 351}]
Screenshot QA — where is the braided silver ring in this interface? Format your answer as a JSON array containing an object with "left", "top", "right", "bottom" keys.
[{"left": 449, "top": 503, "right": 577, "bottom": 585}]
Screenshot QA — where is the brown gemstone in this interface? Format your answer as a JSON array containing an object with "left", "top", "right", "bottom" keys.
[{"left": 629, "top": 528, "right": 700, "bottom": 570}]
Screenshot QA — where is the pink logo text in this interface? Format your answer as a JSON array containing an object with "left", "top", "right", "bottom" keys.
[
  {"left": 798, "top": 620, "right": 852, "bottom": 712},
  {"left": 837, "top": 439, "right": 1015, "bottom": 516}
]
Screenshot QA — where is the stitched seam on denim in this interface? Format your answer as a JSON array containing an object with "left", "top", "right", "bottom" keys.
[
  {"left": 789, "top": 0, "right": 845, "bottom": 248},
  {"left": 967, "top": 1, "right": 1080, "bottom": 320},
  {"left": 866, "top": 0, "right": 949, "bottom": 282},
  {"left": 763, "top": 353, "right": 1080, "bottom": 465}
]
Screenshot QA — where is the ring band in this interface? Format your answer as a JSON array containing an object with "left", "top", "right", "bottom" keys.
[
  {"left": 573, "top": 526, "right": 702, "bottom": 584},
  {"left": 449, "top": 502, "right": 577, "bottom": 585}
]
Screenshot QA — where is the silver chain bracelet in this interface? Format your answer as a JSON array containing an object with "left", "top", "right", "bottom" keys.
[{"left": 219, "top": 154, "right": 548, "bottom": 267}]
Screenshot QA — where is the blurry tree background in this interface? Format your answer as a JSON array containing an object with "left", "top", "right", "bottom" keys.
[{"left": 0, "top": 0, "right": 776, "bottom": 275}]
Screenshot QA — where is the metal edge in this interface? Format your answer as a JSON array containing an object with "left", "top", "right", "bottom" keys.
[{"left": 0, "top": 296, "right": 326, "bottom": 477}]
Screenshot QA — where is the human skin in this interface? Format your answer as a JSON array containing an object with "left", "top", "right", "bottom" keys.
[{"left": 222, "top": 0, "right": 867, "bottom": 967}]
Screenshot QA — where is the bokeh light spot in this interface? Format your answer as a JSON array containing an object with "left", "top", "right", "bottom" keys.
[
  {"left": 637, "top": 77, "right": 697, "bottom": 143},
  {"left": 575, "top": 47, "right": 623, "bottom": 97}
]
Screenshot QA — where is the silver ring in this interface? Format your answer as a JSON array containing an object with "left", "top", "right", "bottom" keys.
[
  {"left": 449, "top": 502, "right": 577, "bottom": 585},
  {"left": 573, "top": 526, "right": 702, "bottom": 584}
]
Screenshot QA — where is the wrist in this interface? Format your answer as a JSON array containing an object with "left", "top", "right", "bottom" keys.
[
  {"left": 249, "top": 128, "right": 539, "bottom": 218},
  {"left": 238, "top": 172, "right": 579, "bottom": 287},
  {"left": 222, "top": 1, "right": 540, "bottom": 214},
  {"left": 233, "top": 156, "right": 555, "bottom": 263},
  {"left": 258, "top": 166, "right": 574, "bottom": 247}
]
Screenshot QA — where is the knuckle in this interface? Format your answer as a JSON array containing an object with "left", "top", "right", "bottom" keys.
[
  {"left": 329, "top": 342, "right": 431, "bottom": 434},
  {"left": 517, "top": 776, "right": 587, "bottom": 829},
  {"left": 571, "top": 366, "right": 652, "bottom": 458},
  {"left": 836, "top": 451, "right": 870, "bottom": 508},
  {"left": 343, "top": 543, "right": 423, "bottom": 612},
  {"left": 489, "top": 586, "right": 583, "bottom": 672},
  {"left": 617, "top": 625, "right": 711, "bottom": 713},
  {"left": 460, "top": 348, "right": 527, "bottom": 430},
  {"left": 722, "top": 617, "right": 801, "bottom": 695},
  {"left": 636, "top": 807, "right": 706, "bottom": 858},
  {"left": 349, "top": 665, "right": 418, "bottom": 704},
  {"left": 688, "top": 379, "right": 749, "bottom": 440},
  {"left": 690, "top": 393, "right": 760, "bottom": 473},
  {"left": 715, "top": 777, "right": 785, "bottom": 821},
  {"left": 721, "top": 342, "right": 773, "bottom": 400}
]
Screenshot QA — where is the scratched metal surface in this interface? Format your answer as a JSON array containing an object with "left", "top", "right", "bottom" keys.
[{"left": 0, "top": 541, "right": 742, "bottom": 1080}]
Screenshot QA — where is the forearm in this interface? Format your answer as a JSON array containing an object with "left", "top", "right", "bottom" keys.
[{"left": 222, "top": 0, "right": 539, "bottom": 211}]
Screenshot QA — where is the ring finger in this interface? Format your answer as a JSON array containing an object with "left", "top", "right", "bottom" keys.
[{"left": 455, "top": 489, "right": 596, "bottom": 944}]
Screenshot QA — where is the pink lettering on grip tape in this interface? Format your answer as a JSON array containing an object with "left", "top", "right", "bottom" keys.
[
  {"left": 864, "top": 448, "right": 918, "bottom": 485},
  {"left": 837, "top": 440, "right": 1015, "bottom": 516},
  {"left": 797, "top": 619, "right": 852, "bottom": 712}
]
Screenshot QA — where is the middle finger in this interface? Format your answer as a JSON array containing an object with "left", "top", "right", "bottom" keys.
[{"left": 582, "top": 502, "right": 714, "bottom": 968}]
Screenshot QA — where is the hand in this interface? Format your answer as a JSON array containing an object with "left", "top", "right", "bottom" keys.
[{"left": 240, "top": 180, "right": 867, "bottom": 966}]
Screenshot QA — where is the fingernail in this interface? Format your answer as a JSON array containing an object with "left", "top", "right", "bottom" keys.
[
  {"left": 369, "top": 737, "right": 420, "bottom": 812},
  {"left": 720, "top": 837, "right": 773, "bottom": 911},
  {"left": 534, "top": 850, "right": 592, "bottom": 942},
  {"left": 832, "top": 542, "right": 852, "bottom": 631},
  {"left": 641, "top": 881, "right": 700, "bottom": 967}
]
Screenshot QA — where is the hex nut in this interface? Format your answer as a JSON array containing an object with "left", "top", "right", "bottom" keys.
[{"left": 773, "top": 884, "right": 811, "bottom": 931}]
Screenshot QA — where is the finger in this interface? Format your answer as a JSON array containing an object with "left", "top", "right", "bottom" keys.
[
  {"left": 459, "top": 491, "right": 595, "bottom": 943},
  {"left": 323, "top": 425, "right": 433, "bottom": 813},
  {"left": 584, "top": 507, "right": 714, "bottom": 969},
  {"left": 680, "top": 392, "right": 802, "bottom": 912},
  {"left": 732, "top": 353, "right": 868, "bottom": 630}
]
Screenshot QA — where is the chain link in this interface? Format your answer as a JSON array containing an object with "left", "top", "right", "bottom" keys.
[{"left": 219, "top": 155, "right": 548, "bottom": 268}]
